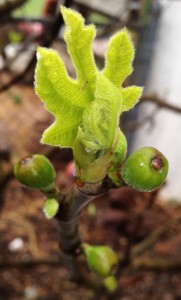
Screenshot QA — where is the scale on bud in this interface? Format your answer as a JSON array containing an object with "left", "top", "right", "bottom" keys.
[
  {"left": 82, "top": 243, "right": 118, "bottom": 278},
  {"left": 121, "top": 147, "right": 169, "bottom": 192},
  {"left": 14, "top": 154, "right": 56, "bottom": 191}
]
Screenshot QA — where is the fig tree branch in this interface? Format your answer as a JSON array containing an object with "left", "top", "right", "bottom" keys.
[{"left": 140, "top": 94, "right": 181, "bottom": 114}]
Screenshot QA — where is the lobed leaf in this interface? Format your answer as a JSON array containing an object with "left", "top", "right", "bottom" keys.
[
  {"left": 34, "top": 6, "right": 143, "bottom": 182},
  {"left": 61, "top": 6, "right": 97, "bottom": 100},
  {"left": 103, "top": 28, "right": 134, "bottom": 87},
  {"left": 35, "top": 47, "right": 92, "bottom": 147}
]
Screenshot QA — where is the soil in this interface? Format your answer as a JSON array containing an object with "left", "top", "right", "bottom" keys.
[{"left": 1, "top": 166, "right": 181, "bottom": 300}]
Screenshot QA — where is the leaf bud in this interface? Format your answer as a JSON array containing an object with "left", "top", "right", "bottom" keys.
[
  {"left": 121, "top": 147, "right": 168, "bottom": 192},
  {"left": 14, "top": 154, "right": 56, "bottom": 191},
  {"left": 103, "top": 276, "right": 118, "bottom": 293},
  {"left": 82, "top": 244, "right": 118, "bottom": 278},
  {"left": 43, "top": 198, "right": 59, "bottom": 219}
]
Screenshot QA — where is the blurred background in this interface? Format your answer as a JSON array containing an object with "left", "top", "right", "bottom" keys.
[
  {"left": 1, "top": 0, "right": 181, "bottom": 200},
  {"left": 1, "top": 1, "right": 181, "bottom": 299}
]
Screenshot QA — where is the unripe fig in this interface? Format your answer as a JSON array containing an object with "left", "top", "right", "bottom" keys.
[
  {"left": 14, "top": 154, "right": 56, "bottom": 190},
  {"left": 121, "top": 147, "right": 168, "bottom": 192},
  {"left": 82, "top": 244, "right": 118, "bottom": 278}
]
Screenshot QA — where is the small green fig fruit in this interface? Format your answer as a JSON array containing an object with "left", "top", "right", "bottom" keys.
[
  {"left": 43, "top": 198, "right": 59, "bottom": 219},
  {"left": 14, "top": 154, "right": 56, "bottom": 190},
  {"left": 83, "top": 244, "right": 118, "bottom": 278},
  {"left": 121, "top": 147, "right": 168, "bottom": 192}
]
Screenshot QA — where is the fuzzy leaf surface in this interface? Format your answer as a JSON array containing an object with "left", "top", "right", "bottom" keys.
[
  {"left": 103, "top": 29, "right": 134, "bottom": 87},
  {"left": 122, "top": 86, "right": 143, "bottom": 112},
  {"left": 61, "top": 6, "right": 97, "bottom": 100},
  {"left": 81, "top": 74, "right": 122, "bottom": 152},
  {"left": 35, "top": 47, "right": 87, "bottom": 147}
]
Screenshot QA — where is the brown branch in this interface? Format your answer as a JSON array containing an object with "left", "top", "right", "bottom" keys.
[
  {"left": 133, "top": 257, "right": 181, "bottom": 271},
  {"left": 140, "top": 94, "right": 181, "bottom": 114},
  {"left": 131, "top": 215, "right": 181, "bottom": 259},
  {"left": 0, "top": 257, "right": 61, "bottom": 269}
]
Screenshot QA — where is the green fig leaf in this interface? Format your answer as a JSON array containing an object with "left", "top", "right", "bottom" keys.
[
  {"left": 121, "top": 86, "right": 143, "bottom": 112},
  {"left": 35, "top": 47, "right": 86, "bottom": 147},
  {"left": 43, "top": 198, "right": 59, "bottom": 219},
  {"left": 61, "top": 6, "right": 97, "bottom": 99},
  {"left": 103, "top": 28, "right": 134, "bottom": 87},
  {"left": 35, "top": 6, "right": 98, "bottom": 147},
  {"left": 34, "top": 6, "right": 144, "bottom": 183}
]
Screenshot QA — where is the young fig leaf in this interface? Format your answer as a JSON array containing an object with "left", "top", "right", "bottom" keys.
[
  {"left": 34, "top": 6, "right": 144, "bottom": 184},
  {"left": 81, "top": 74, "right": 122, "bottom": 152},
  {"left": 61, "top": 6, "right": 97, "bottom": 98},
  {"left": 35, "top": 47, "right": 88, "bottom": 147},
  {"left": 121, "top": 86, "right": 143, "bottom": 112},
  {"left": 103, "top": 28, "right": 134, "bottom": 87}
]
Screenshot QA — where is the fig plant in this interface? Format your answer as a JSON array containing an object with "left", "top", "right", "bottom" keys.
[{"left": 14, "top": 6, "right": 168, "bottom": 293}]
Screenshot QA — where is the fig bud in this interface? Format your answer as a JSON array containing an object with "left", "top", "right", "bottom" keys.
[
  {"left": 43, "top": 198, "right": 59, "bottom": 219},
  {"left": 103, "top": 276, "right": 118, "bottom": 293},
  {"left": 121, "top": 147, "right": 168, "bottom": 192},
  {"left": 83, "top": 244, "right": 118, "bottom": 278},
  {"left": 14, "top": 154, "right": 56, "bottom": 191}
]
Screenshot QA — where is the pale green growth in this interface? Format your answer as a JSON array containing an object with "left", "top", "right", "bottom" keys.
[
  {"left": 103, "top": 29, "right": 134, "bottom": 87},
  {"left": 43, "top": 198, "right": 59, "bottom": 219},
  {"left": 35, "top": 47, "right": 87, "bottom": 147},
  {"left": 82, "top": 243, "right": 118, "bottom": 278},
  {"left": 87, "top": 203, "right": 97, "bottom": 217},
  {"left": 80, "top": 74, "right": 122, "bottom": 152},
  {"left": 35, "top": 6, "right": 143, "bottom": 183},
  {"left": 103, "top": 276, "right": 118, "bottom": 293},
  {"left": 122, "top": 86, "right": 143, "bottom": 112},
  {"left": 61, "top": 6, "right": 97, "bottom": 99}
]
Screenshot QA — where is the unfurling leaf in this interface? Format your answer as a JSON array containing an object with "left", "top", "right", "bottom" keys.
[
  {"left": 122, "top": 86, "right": 143, "bottom": 112},
  {"left": 61, "top": 6, "right": 97, "bottom": 98},
  {"left": 81, "top": 74, "right": 122, "bottom": 152},
  {"left": 103, "top": 28, "right": 134, "bottom": 87},
  {"left": 35, "top": 6, "right": 143, "bottom": 183},
  {"left": 35, "top": 47, "right": 87, "bottom": 147}
]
